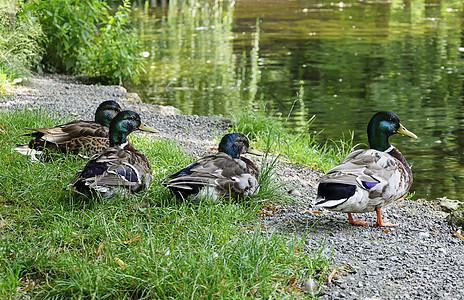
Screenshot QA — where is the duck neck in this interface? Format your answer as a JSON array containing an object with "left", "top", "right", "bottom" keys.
[
  {"left": 109, "top": 130, "right": 127, "bottom": 147},
  {"left": 386, "top": 146, "right": 413, "bottom": 187},
  {"left": 368, "top": 127, "right": 391, "bottom": 152},
  {"left": 121, "top": 140, "right": 152, "bottom": 171}
]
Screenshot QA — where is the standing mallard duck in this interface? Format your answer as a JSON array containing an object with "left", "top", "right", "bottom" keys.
[
  {"left": 15, "top": 100, "right": 122, "bottom": 159},
  {"left": 70, "top": 110, "right": 153, "bottom": 198},
  {"left": 162, "top": 133, "right": 262, "bottom": 202},
  {"left": 315, "top": 111, "right": 418, "bottom": 226}
]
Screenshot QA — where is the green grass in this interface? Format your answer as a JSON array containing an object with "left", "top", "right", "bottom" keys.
[
  {"left": 0, "top": 109, "right": 331, "bottom": 299},
  {"left": 231, "top": 109, "right": 355, "bottom": 172}
]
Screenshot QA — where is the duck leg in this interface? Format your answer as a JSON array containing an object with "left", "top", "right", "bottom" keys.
[
  {"left": 373, "top": 207, "right": 398, "bottom": 227},
  {"left": 347, "top": 213, "right": 368, "bottom": 226}
]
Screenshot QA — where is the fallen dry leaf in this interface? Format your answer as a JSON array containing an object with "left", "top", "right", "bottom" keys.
[
  {"left": 286, "top": 277, "right": 297, "bottom": 286},
  {"left": 114, "top": 257, "right": 127, "bottom": 268},
  {"left": 259, "top": 209, "right": 274, "bottom": 217},
  {"left": 284, "top": 220, "right": 292, "bottom": 224},
  {"left": 18, "top": 280, "right": 35, "bottom": 293},
  {"left": 433, "top": 230, "right": 439, "bottom": 234},
  {"left": 383, "top": 229, "right": 390, "bottom": 234},
  {"left": 311, "top": 211, "right": 323, "bottom": 215},
  {"left": 96, "top": 242, "right": 104, "bottom": 257},
  {"left": 0, "top": 219, "right": 8, "bottom": 229},
  {"left": 455, "top": 232, "right": 464, "bottom": 240},
  {"left": 0, "top": 124, "right": 7, "bottom": 134},
  {"left": 121, "top": 234, "right": 140, "bottom": 245},
  {"left": 264, "top": 206, "right": 280, "bottom": 212},
  {"left": 242, "top": 225, "right": 256, "bottom": 230},
  {"left": 247, "top": 288, "right": 258, "bottom": 296},
  {"left": 328, "top": 268, "right": 337, "bottom": 284}
]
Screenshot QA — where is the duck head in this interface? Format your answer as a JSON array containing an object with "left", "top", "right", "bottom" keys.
[
  {"left": 367, "top": 111, "right": 418, "bottom": 152},
  {"left": 94, "top": 100, "right": 122, "bottom": 126},
  {"left": 218, "top": 133, "right": 262, "bottom": 159},
  {"left": 109, "top": 110, "right": 158, "bottom": 147}
]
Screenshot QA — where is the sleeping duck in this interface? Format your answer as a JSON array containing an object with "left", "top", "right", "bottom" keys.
[
  {"left": 161, "top": 133, "right": 262, "bottom": 202},
  {"left": 15, "top": 100, "right": 122, "bottom": 159},
  {"left": 315, "top": 111, "right": 418, "bottom": 226},
  {"left": 16, "top": 101, "right": 157, "bottom": 159},
  {"left": 70, "top": 110, "right": 153, "bottom": 198}
]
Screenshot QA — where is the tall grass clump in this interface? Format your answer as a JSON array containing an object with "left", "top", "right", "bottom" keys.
[
  {"left": 0, "top": 109, "right": 331, "bottom": 299},
  {"left": 232, "top": 109, "right": 355, "bottom": 172},
  {"left": 0, "top": 2, "right": 44, "bottom": 93},
  {"left": 20, "top": 0, "right": 143, "bottom": 85}
]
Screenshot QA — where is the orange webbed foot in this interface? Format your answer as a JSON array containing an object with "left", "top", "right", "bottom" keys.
[
  {"left": 373, "top": 207, "right": 398, "bottom": 227},
  {"left": 348, "top": 213, "right": 369, "bottom": 226}
]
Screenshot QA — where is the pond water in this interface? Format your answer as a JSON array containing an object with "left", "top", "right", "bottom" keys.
[{"left": 130, "top": 0, "right": 464, "bottom": 201}]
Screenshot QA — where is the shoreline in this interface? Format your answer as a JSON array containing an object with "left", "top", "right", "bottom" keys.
[{"left": 2, "top": 74, "right": 464, "bottom": 299}]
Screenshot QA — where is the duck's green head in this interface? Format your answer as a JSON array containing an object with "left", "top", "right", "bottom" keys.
[
  {"left": 367, "top": 111, "right": 418, "bottom": 151},
  {"left": 95, "top": 100, "right": 122, "bottom": 126},
  {"left": 108, "top": 110, "right": 158, "bottom": 146},
  {"left": 109, "top": 110, "right": 143, "bottom": 146},
  {"left": 218, "top": 133, "right": 262, "bottom": 159}
]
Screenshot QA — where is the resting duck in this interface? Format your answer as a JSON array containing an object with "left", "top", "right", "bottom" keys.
[
  {"left": 15, "top": 100, "right": 123, "bottom": 159},
  {"left": 70, "top": 110, "right": 153, "bottom": 198},
  {"left": 161, "top": 133, "right": 262, "bottom": 202},
  {"left": 315, "top": 111, "right": 418, "bottom": 226}
]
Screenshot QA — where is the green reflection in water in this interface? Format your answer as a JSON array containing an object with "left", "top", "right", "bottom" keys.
[{"left": 130, "top": 0, "right": 464, "bottom": 201}]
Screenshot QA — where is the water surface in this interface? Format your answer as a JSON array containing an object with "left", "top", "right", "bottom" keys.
[{"left": 131, "top": 0, "right": 464, "bottom": 200}]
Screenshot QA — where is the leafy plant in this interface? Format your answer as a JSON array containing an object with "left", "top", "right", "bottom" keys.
[{"left": 20, "top": 0, "right": 143, "bottom": 84}]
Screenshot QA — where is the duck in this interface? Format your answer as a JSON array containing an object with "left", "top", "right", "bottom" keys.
[
  {"left": 69, "top": 110, "right": 153, "bottom": 198},
  {"left": 315, "top": 111, "right": 418, "bottom": 227},
  {"left": 161, "top": 133, "right": 262, "bottom": 202},
  {"left": 15, "top": 100, "right": 139, "bottom": 159}
]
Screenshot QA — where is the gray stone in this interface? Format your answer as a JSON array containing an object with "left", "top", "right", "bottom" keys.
[{"left": 438, "top": 197, "right": 461, "bottom": 212}]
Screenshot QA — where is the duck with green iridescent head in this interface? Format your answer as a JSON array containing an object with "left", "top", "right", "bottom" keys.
[
  {"left": 70, "top": 110, "right": 153, "bottom": 198},
  {"left": 315, "top": 111, "right": 418, "bottom": 226},
  {"left": 14, "top": 100, "right": 123, "bottom": 159},
  {"left": 162, "top": 133, "right": 262, "bottom": 202}
]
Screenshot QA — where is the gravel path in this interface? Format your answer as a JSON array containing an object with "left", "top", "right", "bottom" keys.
[{"left": 2, "top": 75, "right": 464, "bottom": 299}]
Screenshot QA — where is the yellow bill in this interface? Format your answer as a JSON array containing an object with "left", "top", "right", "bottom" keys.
[
  {"left": 138, "top": 123, "right": 158, "bottom": 133},
  {"left": 247, "top": 147, "right": 264, "bottom": 156},
  {"left": 397, "top": 123, "right": 418, "bottom": 139}
]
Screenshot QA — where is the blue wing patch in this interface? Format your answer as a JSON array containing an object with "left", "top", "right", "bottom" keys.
[
  {"left": 115, "top": 165, "right": 139, "bottom": 182},
  {"left": 361, "top": 181, "right": 379, "bottom": 189}
]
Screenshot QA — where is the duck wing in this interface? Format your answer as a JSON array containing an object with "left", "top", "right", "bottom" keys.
[
  {"left": 316, "top": 149, "right": 411, "bottom": 212},
  {"left": 71, "top": 146, "right": 151, "bottom": 195},
  {"left": 24, "top": 120, "right": 108, "bottom": 144},
  {"left": 162, "top": 152, "right": 259, "bottom": 201}
]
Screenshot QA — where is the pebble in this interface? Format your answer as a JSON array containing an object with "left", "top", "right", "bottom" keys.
[
  {"left": 301, "top": 277, "right": 319, "bottom": 293},
  {"left": 288, "top": 189, "right": 302, "bottom": 197}
]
